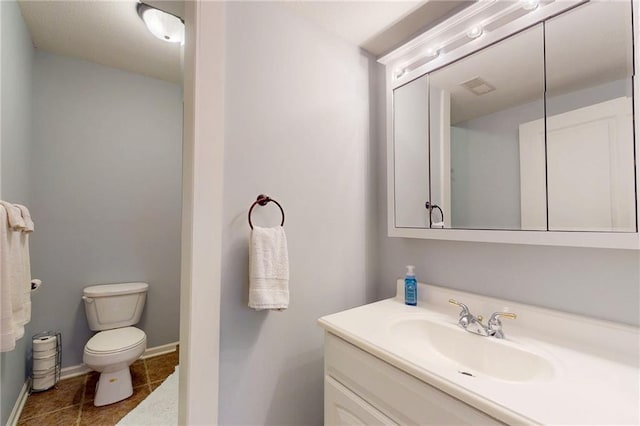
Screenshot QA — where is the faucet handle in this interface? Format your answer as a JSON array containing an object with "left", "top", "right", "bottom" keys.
[
  {"left": 489, "top": 312, "right": 517, "bottom": 322},
  {"left": 488, "top": 311, "right": 517, "bottom": 338},
  {"left": 448, "top": 299, "right": 471, "bottom": 316}
]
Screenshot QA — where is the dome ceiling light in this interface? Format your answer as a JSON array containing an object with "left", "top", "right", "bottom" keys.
[{"left": 137, "top": 2, "right": 184, "bottom": 44}]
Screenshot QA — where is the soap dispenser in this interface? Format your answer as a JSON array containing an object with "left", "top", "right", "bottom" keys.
[{"left": 404, "top": 265, "right": 417, "bottom": 306}]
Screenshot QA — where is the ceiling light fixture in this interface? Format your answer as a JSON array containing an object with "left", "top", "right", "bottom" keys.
[
  {"left": 521, "top": 0, "right": 539, "bottom": 11},
  {"left": 137, "top": 2, "right": 184, "bottom": 44}
]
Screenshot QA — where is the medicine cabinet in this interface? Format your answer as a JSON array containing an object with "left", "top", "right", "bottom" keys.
[{"left": 381, "top": 0, "right": 640, "bottom": 249}]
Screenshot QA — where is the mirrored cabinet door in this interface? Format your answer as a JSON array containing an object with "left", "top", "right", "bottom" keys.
[
  {"left": 543, "top": 1, "right": 636, "bottom": 232},
  {"left": 429, "top": 25, "right": 545, "bottom": 230},
  {"left": 393, "top": 74, "right": 429, "bottom": 228}
]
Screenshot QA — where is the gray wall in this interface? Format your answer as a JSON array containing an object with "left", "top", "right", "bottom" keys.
[
  {"left": 0, "top": 1, "right": 34, "bottom": 424},
  {"left": 1, "top": 0, "right": 32, "bottom": 204},
  {"left": 450, "top": 101, "right": 542, "bottom": 229},
  {"left": 220, "top": 2, "right": 378, "bottom": 424},
  {"left": 377, "top": 65, "right": 640, "bottom": 326},
  {"left": 29, "top": 51, "right": 183, "bottom": 367}
]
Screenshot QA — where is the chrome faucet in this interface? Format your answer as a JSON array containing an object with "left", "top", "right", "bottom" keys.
[{"left": 449, "top": 299, "right": 516, "bottom": 339}]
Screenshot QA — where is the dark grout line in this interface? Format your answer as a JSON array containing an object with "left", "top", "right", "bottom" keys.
[
  {"left": 143, "top": 358, "right": 152, "bottom": 392},
  {"left": 76, "top": 375, "right": 87, "bottom": 425},
  {"left": 18, "top": 404, "right": 82, "bottom": 423}
]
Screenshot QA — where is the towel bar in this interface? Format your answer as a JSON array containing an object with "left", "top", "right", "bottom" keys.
[{"left": 248, "top": 194, "right": 285, "bottom": 230}]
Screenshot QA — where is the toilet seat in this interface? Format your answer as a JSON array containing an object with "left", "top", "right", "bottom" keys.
[{"left": 85, "top": 327, "right": 146, "bottom": 355}]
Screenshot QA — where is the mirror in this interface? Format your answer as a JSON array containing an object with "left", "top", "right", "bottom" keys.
[
  {"left": 535, "top": 1, "right": 635, "bottom": 232},
  {"left": 394, "top": 75, "right": 429, "bottom": 228},
  {"left": 429, "top": 25, "right": 544, "bottom": 230},
  {"left": 392, "top": 1, "right": 637, "bottom": 233}
]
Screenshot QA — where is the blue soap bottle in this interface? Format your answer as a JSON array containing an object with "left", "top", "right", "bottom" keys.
[{"left": 404, "top": 265, "right": 417, "bottom": 306}]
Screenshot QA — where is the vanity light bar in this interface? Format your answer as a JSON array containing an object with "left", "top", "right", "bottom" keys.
[{"left": 391, "top": 0, "right": 548, "bottom": 80}]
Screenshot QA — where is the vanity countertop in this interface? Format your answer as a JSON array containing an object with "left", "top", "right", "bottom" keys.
[{"left": 318, "top": 282, "right": 640, "bottom": 425}]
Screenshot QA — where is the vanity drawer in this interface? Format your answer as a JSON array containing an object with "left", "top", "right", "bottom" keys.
[
  {"left": 324, "top": 333, "right": 504, "bottom": 426},
  {"left": 325, "top": 375, "right": 398, "bottom": 425}
]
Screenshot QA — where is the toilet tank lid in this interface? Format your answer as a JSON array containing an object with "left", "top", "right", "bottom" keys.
[{"left": 83, "top": 282, "right": 149, "bottom": 297}]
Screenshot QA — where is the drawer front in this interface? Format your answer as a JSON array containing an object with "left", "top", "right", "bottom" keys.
[
  {"left": 325, "top": 333, "right": 504, "bottom": 426},
  {"left": 325, "top": 375, "right": 399, "bottom": 425}
]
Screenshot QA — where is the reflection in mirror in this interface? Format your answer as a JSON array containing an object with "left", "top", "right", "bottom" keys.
[
  {"left": 429, "top": 25, "right": 545, "bottom": 230},
  {"left": 394, "top": 75, "right": 429, "bottom": 228},
  {"left": 525, "top": 1, "right": 636, "bottom": 232}
]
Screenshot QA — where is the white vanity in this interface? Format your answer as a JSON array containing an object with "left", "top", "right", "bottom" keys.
[
  {"left": 318, "top": 282, "right": 640, "bottom": 425},
  {"left": 324, "top": 1, "right": 640, "bottom": 423}
]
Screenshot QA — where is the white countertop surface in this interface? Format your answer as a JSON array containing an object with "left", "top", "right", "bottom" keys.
[{"left": 318, "top": 282, "right": 640, "bottom": 425}]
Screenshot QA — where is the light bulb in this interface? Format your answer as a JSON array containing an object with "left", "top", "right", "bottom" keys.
[
  {"left": 521, "top": 0, "right": 539, "bottom": 11},
  {"left": 425, "top": 47, "right": 439, "bottom": 58},
  {"left": 137, "top": 3, "right": 184, "bottom": 44},
  {"left": 466, "top": 26, "right": 483, "bottom": 39}
]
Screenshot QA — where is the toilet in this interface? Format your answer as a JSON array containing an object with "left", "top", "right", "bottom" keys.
[{"left": 82, "top": 282, "right": 148, "bottom": 406}]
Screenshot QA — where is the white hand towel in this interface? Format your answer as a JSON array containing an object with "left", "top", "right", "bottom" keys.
[
  {"left": 249, "top": 226, "right": 290, "bottom": 311},
  {"left": 14, "top": 204, "right": 34, "bottom": 233}
]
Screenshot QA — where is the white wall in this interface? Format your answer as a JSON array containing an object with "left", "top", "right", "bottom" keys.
[
  {"left": 220, "top": 2, "right": 378, "bottom": 424},
  {"left": 29, "top": 51, "right": 183, "bottom": 367},
  {"left": 179, "top": 1, "right": 225, "bottom": 424},
  {"left": 0, "top": 1, "right": 34, "bottom": 423},
  {"left": 376, "top": 66, "right": 640, "bottom": 326}
]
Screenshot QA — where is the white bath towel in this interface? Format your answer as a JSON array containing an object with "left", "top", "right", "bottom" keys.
[
  {"left": 249, "top": 226, "right": 290, "bottom": 310},
  {"left": 14, "top": 204, "right": 34, "bottom": 233},
  {"left": 0, "top": 201, "right": 25, "bottom": 231},
  {"left": 14, "top": 205, "right": 32, "bottom": 326},
  {"left": 0, "top": 202, "right": 33, "bottom": 352}
]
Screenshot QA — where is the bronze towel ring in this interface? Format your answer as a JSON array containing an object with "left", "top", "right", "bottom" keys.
[{"left": 248, "top": 194, "right": 285, "bottom": 230}]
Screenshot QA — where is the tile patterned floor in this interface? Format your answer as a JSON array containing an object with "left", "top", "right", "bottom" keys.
[{"left": 18, "top": 350, "right": 179, "bottom": 426}]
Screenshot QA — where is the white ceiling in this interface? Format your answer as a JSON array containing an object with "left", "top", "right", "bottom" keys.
[
  {"left": 17, "top": 1, "right": 472, "bottom": 85},
  {"left": 282, "top": 1, "right": 473, "bottom": 56},
  {"left": 18, "top": 0, "right": 183, "bottom": 84},
  {"left": 282, "top": 1, "right": 426, "bottom": 51}
]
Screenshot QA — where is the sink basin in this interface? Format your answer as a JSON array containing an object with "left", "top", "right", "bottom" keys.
[{"left": 389, "top": 317, "right": 555, "bottom": 382}]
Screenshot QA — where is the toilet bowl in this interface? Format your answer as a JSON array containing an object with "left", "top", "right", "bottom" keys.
[
  {"left": 83, "top": 327, "right": 146, "bottom": 406},
  {"left": 82, "top": 282, "right": 148, "bottom": 406}
]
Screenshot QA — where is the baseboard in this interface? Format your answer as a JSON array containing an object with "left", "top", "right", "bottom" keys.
[
  {"left": 60, "top": 363, "right": 93, "bottom": 380},
  {"left": 6, "top": 379, "right": 30, "bottom": 426},
  {"left": 60, "top": 341, "right": 179, "bottom": 380},
  {"left": 140, "top": 341, "right": 179, "bottom": 360}
]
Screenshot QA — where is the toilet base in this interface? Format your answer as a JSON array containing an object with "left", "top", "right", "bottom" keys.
[{"left": 93, "top": 367, "right": 133, "bottom": 406}]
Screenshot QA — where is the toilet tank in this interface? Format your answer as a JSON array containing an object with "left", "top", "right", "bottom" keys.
[{"left": 83, "top": 282, "right": 148, "bottom": 331}]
